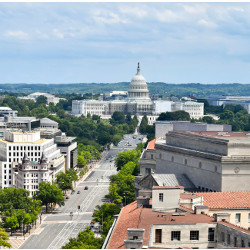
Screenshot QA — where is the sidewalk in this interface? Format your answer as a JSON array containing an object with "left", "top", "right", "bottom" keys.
[
  {"left": 8, "top": 213, "right": 47, "bottom": 249},
  {"left": 8, "top": 156, "right": 105, "bottom": 248}
]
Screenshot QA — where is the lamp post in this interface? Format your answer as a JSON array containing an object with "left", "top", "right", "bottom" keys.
[{"left": 123, "top": 192, "right": 126, "bottom": 206}]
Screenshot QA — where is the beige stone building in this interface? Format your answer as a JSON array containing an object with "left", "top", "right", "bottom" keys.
[
  {"left": 104, "top": 186, "right": 250, "bottom": 249},
  {"left": 155, "top": 131, "right": 250, "bottom": 192}
]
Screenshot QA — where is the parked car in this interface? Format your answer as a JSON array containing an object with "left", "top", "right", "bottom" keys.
[
  {"left": 84, "top": 186, "right": 88, "bottom": 190},
  {"left": 77, "top": 191, "right": 81, "bottom": 194},
  {"left": 66, "top": 196, "right": 70, "bottom": 199}
]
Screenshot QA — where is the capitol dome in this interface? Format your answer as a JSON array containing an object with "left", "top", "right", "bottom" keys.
[{"left": 128, "top": 63, "right": 151, "bottom": 101}]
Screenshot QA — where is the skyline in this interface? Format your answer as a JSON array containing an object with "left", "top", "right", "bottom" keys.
[{"left": 1, "top": 3, "right": 250, "bottom": 84}]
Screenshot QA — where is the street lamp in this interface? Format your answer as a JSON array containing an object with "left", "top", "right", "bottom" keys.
[{"left": 123, "top": 192, "right": 127, "bottom": 206}]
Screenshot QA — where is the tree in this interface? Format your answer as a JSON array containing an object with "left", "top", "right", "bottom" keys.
[
  {"left": 93, "top": 203, "right": 120, "bottom": 236},
  {"left": 62, "top": 227, "right": 103, "bottom": 249},
  {"left": 56, "top": 172, "right": 73, "bottom": 193},
  {"left": 110, "top": 111, "right": 125, "bottom": 125},
  {"left": 139, "top": 115, "right": 148, "bottom": 134},
  {"left": 0, "top": 228, "right": 11, "bottom": 248},
  {"left": 115, "top": 150, "right": 141, "bottom": 171},
  {"left": 36, "top": 95, "right": 47, "bottom": 106},
  {"left": 4, "top": 216, "right": 19, "bottom": 236},
  {"left": 34, "top": 182, "right": 64, "bottom": 212},
  {"left": 66, "top": 168, "right": 78, "bottom": 182}
]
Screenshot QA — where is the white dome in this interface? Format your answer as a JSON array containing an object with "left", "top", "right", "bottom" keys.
[{"left": 128, "top": 63, "right": 151, "bottom": 101}]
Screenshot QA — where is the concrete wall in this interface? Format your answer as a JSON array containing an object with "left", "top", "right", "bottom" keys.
[
  {"left": 152, "top": 188, "right": 181, "bottom": 212},
  {"left": 151, "top": 223, "right": 217, "bottom": 249},
  {"left": 217, "top": 223, "right": 250, "bottom": 248}
]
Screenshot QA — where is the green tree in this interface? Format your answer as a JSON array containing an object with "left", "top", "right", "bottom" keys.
[
  {"left": 62, "top": 227, "right": 103, "bottom": 249},
  {"left": 0, "top": 228, "right": 11, "bottom": 248},
  {"left": 115, "top": 150, "right": 141, "bottom": 171},
  {"left": 56, "top": 172, "right": 73, "bottom": 193},
  {"left": 4, "top": 216, "right": 19, "bottom": 235},
  {"left": 36, "top": 95, "right": 47, "bottom": 106},
  {"left": 139, "top": 115, "right": 148, "bottom": 134},
  {"left": 34, "top": 182, "right": 64, "bottom": 213}
]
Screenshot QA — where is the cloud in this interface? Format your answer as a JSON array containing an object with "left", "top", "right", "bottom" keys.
[
  {"left": 92, "top": 9, "right": 128, "bottom": 24},
  {"left": 198, "top": 19, "right": 217, "bottom": 28},
  {"left": 53, "top": 29, "right": 64, "bottom": 39},
  {"left": 118, "top": 6, "right": 147, "bottom": 19},
  {"left": 4, "top": 30, "right": 29, "bottom": 40}
]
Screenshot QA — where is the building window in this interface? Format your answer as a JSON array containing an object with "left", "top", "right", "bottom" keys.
[
  {"left": 241, "top": 240, "right": 245, "bottom": 248},
  {"left": 235, "top": 213, "right": 241, "bottom": 223},
  {"left": 171, "top": 231, "right": 181, "bottom": 241},
  {"left": 214, "top": 166, "right": 217, "bottom": 172},
  {"left": 155, "top": 229, "right": 162, "bottom": 243},
  {"left": 159, "top": 193, "right": 163, "bottom": 202},
  {"left": 171, "top": 156, "right": 174, "bottom": 162},
  {"left": 146, "top": 168, "right": 151, "bottom": 175},
  {"left": 248, "top": 213, "right": 250, "bottom": 223},
  {"left": 208, "top": 228, "right": 215, "bottom": 242},
  {"left": 159, "top": 153, "right": 162, "bottom": 159},
  {"left": 190, "top": 231, "right": 199, "bottom": 241},
  {"left": 227, "top": 234, "right": 230, "bottom": 245},
  {"left": 151, "top": 154, "right": 154, "bottom": 160},
  {"left": 9, "top": 181, "right": 11, "bottom": 185},
  {"left": 199, "top": 162, "right": 202, "bottom": 168},
  {"left": 221, "top": 232, "right": 225, "bottom": 243},
  {"left": 234, "top": 237, "right": 237, "bottom": 247},
  {"left": 184, "top": 159, "right": 187, "bottom": 165}
]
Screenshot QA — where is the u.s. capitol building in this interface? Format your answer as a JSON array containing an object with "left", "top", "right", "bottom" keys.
[{"left": 72, "top": 64, "right": 204, "bottom": 120}]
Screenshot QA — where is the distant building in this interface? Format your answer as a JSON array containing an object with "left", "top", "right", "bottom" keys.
[
  {"left": 55, "top": 133, "right": 77, "bottom": 171},
  {"left": 155, "top": 131, "right": 250, "bottom": 192},
  {"left": 155, "top": 121, "right": 232, "bottom": 138},
  {"left": 0, "top": 130, "right": 64, "bottom": 188},
  {"left": 0, "top": 107, "right": 18, "bottom": 117},
  {"left": 18, "top": 92, "right": 65, "bottom": 105},
  {"left": 205, "top": 95, "right": 250, "bottom": 113},
  {"left": 16, "top": 153, "right": 53, "bottom": 196},
  {"left": 104, "top": 186, "right": 250, "bottom": 249},
  {"left": 72, "top": 64, "right": 204, "bottom": 119}
]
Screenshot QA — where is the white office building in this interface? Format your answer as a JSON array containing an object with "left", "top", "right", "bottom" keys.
[
  {"left": 0, "top": 107, "right": 18, "bottom": 117},
  {"left": 0, "top": 131, "right": 65, "bottom": 188}
]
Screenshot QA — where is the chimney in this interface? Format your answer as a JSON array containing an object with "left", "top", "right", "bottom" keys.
[
  {"left": 213, "top": 213, "right": 230, "bottom": 222},
  {"left": 194, "top": 205, "right": 209, "bottom": 215},
  {"left": 137, "top": 196, "right": 150, "bottom": 208}
]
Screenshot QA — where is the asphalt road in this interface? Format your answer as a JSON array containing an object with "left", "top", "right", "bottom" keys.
[{"left": 20, "top": 133, "right": 144, "bottom": 249}]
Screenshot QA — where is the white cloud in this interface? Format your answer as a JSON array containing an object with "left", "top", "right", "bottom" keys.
[
  {"left": 93, "top": 10, "right": 128, "bottom": 24},
  {"left": 154, "top": 9, "right": 184, "bottom": 23},
  {"left": 53, "top": 29, "right": 64, "bottom": 39},
  {"left": 119, "top": 6, "right": 147, "bottom": 19},
  {"left": 198, "top": 19, "right": 217, "bottom": 29},
  {"left": 4, "top": 30, "right": 29, "bottom": 40}
]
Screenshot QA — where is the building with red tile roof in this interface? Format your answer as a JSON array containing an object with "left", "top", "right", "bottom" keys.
[{"left": 104, "top": 187, "right": 250, "bottom": 249}]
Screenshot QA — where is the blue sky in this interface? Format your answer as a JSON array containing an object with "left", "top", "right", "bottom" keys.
[{"left": 1, "top": 2, "right": 250, "bottom": 84}]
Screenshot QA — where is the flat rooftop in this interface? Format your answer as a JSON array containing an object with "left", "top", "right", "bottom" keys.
[{"left": 176, "top": 131, "right": 250, "bottom": 139}]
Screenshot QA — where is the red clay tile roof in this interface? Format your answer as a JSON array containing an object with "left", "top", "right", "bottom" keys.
[
  {"left": 107, "top": 201, "right": 143, "bottom": 249},
  {"left": 219, "top": 221, "right": 250, "bottom": 234},
  {"left": 196, "top": 192, "right": 250, "bottom": 209},
  {"left": 107, "top": 201, "right": 215, "bottom": 249},
  {"left": 180, "top": 193, "right": 201, "bottom": 199},
  {"left": 147, "top": 139, "right": 156, "bottom": 150}
]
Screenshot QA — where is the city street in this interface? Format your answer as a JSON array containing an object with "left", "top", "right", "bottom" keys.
[{"left": 20, "top": 133, "right": 144, "bottom": 249}]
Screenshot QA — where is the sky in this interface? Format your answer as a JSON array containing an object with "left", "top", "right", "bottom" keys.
[{"left": 1, "top": 2, "right": 250, "bottom": 84}]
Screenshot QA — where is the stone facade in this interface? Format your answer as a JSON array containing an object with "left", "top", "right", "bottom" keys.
[{"left": 155, "top": 131, "right": 250, "bottom": 192}]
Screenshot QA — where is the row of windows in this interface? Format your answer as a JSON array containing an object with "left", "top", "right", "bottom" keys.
[
  {"left": 221, "top": 231, "right": 249, "bottom": 248},
  {"left": 4, "top": 180, "right": 11, "bottom": 185},
  {"left": 155, "top": 229, "right": 211, "bottom": 243},
  {"left": 23, "top": 185, "right": 38, "bottom": 190},
  {"left": 9, "top": 146, "right": 41, "bottom": 151},
  {"left": 9, "top": 152, "right": 40, "bottom": 157}
]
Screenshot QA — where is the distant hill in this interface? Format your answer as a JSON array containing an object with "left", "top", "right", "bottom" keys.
[{"left": 1, "top": 82, "right": 250, "bottom": 98}]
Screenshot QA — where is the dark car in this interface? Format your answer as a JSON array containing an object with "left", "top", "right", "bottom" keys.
[
  {"left": 77, "top": 191, "right": 81, "bottom": 194},
  {"left": 66, "top": 196, "right": 70, "bottom": 199},
  {"left": 84, "top": 186, "right": 88, "bottom": 190}
]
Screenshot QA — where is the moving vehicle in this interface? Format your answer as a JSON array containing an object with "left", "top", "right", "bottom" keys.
[
  {"left": 84, "top": 186, "right": 88, "bottom": 190},
  {"left": 77, "top": 191, "right": 81, "bottom": 194}
]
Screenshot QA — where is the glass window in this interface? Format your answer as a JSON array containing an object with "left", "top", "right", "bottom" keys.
[
  {"left": 221, "top": 232, "right": 225, "bottom": 242},
  {"left": 234, "top": 237, "right": 237, "bottom": 247},
  {"left": 235, "top": 213, "right": 241, "bottom": 223},
  {"left": 227, "top": 234, "right": 230, "bottom": 245},
  {"left": 190, "top": 231, "right": 199, "bottom": 241},
  {"left": 155, "top": 229, "right": 162, "bottom": 243},
  {"left": 171, "top": 231, "right": 181, "bottom": 241},
  {"left": 159, "top": 193, "right": 163, "bottom": 202},
  {"left": 208, "top": 228, "right": 215, "bottom": 242}
]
